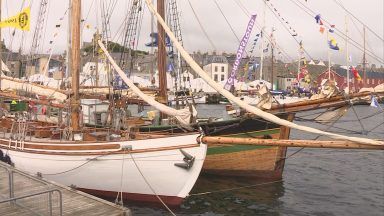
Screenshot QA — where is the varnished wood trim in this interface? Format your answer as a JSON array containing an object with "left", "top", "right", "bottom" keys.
[{"left": 0, "top": 143, "right": 200, "bottom": 156}]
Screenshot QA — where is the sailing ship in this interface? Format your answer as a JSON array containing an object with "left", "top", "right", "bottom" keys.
[{"left": 0, "top": 0, "right": 207, "bottom": 207}]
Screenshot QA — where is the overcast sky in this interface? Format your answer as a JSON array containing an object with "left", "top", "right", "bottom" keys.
[{"left": 2, "top": 0, "right": 383, "bottom": 66}]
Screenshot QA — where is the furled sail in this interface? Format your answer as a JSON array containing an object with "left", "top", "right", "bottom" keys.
[
  {"left": 144, "top": 0, "right": 383, "bottom": 146},
  {"left": 97, "top": 40, "right": 196, "bottom": 126},
  {"left": 0, "top": 76, "right": 68, "bottom": 102}
]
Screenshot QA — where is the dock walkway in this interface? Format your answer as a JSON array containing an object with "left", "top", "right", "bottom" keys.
[{"left": 0, "top": 162, "right": 131, "bottom": 216}]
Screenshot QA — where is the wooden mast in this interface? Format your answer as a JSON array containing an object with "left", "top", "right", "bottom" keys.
[
  {"left": 70, "top": 0, "right": 81, "bottom": 131},
  {"left": 271, "top": 31, "right": 274, "bottom": 90},
  {"left": 0, "top": 0, "right": 2, "bottom": 89},
  {"left": 157, "top": 0, "right": 167, "bottom": 104}
]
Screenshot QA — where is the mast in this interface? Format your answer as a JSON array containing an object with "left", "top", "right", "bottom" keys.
[
  {"left": 0, "top": 0, "right": 2, "bottom": 88},
  {"left": 362, "top": 26, "right": 366, "bottom": 88},
  {"left": 271, "top": 29, "right": 274, "bottom": 90},
  {"left": 70, "top": 0, "right": 81, "bottom": 131},
  {"left": 94, "top": 30, "right": 100, "bottom": 86},
  {"left": 297, "top": 44, "right": 301, "bottom": 85},
  {"left": 259, "top": 0, "right": 266, "bottom": 81},
  {"left": 345, "top": 15, "right": 350, "bottom": 93},
  {"left": 327, "top": 31, "right": 331, "bottom": 80},
  {"left": 66, "top": 0, "right": 72, "bottom": 78},
  {"left": 157, "top": 0, "right": 167, "bottom": 104},
  {"left": 150, "top": 0, "right": 154, "bottom": 85}
]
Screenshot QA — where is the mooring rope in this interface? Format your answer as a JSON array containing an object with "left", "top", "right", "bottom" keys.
[{"left": 129, "top": 152, "right": 177, "bottom": 216}]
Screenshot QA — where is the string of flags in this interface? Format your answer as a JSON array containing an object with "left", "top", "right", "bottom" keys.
[
  {"left": 263, "top": 43, "right": 270, "bottom": 53},
  {"left": 266, "top": 1, "right": 299, "bottom": 37},
  {"left": 248, "top": 33, "right": 260, "bottom": 54},
  {"left": 314, "top": 14, "right": 341, "bottom": 51},
  {"left": 46, "top": 8, "right": 70, "bottom": 53}
]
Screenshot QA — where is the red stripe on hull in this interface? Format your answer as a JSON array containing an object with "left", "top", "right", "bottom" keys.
[{"left": 77, "top": 188, "right": 184, "bottom": 207}]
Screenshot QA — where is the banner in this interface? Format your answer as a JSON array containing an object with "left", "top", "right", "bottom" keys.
[
  {"left": 224, "top": 14, "right": 257, "bottom": 90},
  {"left": 0, "top": 7, "right": 30, "bottom": 31}
]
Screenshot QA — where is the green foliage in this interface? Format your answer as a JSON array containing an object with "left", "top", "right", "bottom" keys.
[{"left": 82, "top": 41, "right": 148, "bottom": 56}]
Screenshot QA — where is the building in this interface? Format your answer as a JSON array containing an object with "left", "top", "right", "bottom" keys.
[
  {"left": 276, "top": 75, "right": 297, "bottom": 91},
  {"left": 316, "top": 67, "right": 384, "bottom": 92},
  {"left": 202, "top": 55, "right": 228, "bottom": 82},
  {"left": 25, "top": 55, "right": 64, "bottom": 77}
]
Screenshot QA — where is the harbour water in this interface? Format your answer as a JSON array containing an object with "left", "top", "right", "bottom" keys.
[{"left": 127, "top": 104, "right": 384, "bottom": 215}]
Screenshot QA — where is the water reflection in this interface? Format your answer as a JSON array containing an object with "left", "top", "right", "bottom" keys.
[{"left": 178, "top": 175, "right": 285, "bottom": 216}]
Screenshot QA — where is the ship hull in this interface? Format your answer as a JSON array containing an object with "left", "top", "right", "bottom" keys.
[
  {"left": 138, "top": 114, "right": 293, "bottom": 180},
  {"left": 0, "top": 134, "right": 206, "bottom": 206}
]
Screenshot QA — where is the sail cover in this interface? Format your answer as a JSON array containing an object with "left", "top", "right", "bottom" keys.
[
  {"left": 144, "top": 0, "right": 383, "bottom": 145},
  {"left": 0, "top": 76, "right": 68, "bottom": 102},
  {"left": 97, "top": 40, "right": 195, "bottom": 126}
]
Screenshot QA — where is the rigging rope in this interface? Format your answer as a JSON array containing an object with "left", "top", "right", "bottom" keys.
[
  {"left": 144, "top": 0, "right": 384, "bottom": 146},
  {"left": 98, "top": 40, "right": 195, "bottom": 127},
  {"left": 286, "top": 0, "right": 383, "bottom": 63},
  {"left": 233, "top": 0, "right": 294, "bottom": 62},
  {"left": 129, "top": 152, "right": 177, "bottom": 216},
  {"left": 333, "top": 0, "right": 384, "bottom": 42},
  {"left": 186, "top": 0, "right": 217, "bottom": 50}
]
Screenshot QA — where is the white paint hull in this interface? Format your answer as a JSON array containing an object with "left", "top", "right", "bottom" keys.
[{"left": 0, "top": 134, "right": 206, "bottom": 205}]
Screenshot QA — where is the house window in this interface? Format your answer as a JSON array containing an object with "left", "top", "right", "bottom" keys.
[
  {"left": 287, "top": 78, "right": 291, "bottom": 81},
  {"left": 214, "top": 74, "right": 218, "bottom": 81},
  {"left": 221, "top": 74, "right": 225, "bottom": 81},
  {"left": 367, "top": 79, "right": 370, "bottom": 84},
  {"left": 215, "top": 66, "right": 218, "bottom": 72},
  {"left": 221, "top": 66, "right": 225, "bottom": 72}
]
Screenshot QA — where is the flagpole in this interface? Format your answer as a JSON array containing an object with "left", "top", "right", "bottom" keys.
[
  {"left": 327, "top": 30, "right": 331, "bottom": 80},
  {"left": 259, "top": 0, "right": 266, "bottom": 82},
  {"left": 297, "top": 44, "right": 301, "bottom": 85},
  {"left": 345, "top": 15, "right": 350, "bottom": 93}
]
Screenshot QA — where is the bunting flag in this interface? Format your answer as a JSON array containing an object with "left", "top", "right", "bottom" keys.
[
  {"left": 370, "top": 96, "right": 380, "bottom": 108},
  {"left": 145, "top": 32, "right": 171, "bottom": 47},
  {"left": 319, "top": 26, "right": 325, "bottom": 34},
  {"left": 350, "top": 66, "right": 361, "bottom": 81},
  {"left": 249, "top": 32, "right": 261, "bottom": 54},
  {"left": 167, "top": 62, "right": 174, "bottom": 72},
  {"left": 248, "top": 63, "right": 259, "bottom": 80},
  {"left": 298, "top": 67, "right": 309, "bottom": 80},
  {"left": 328, "top": 37, "right": 340, "bottom": 50},
  {"left": 329, "top": 25, "right": 335, "bottom": 33},
  {"left": 267, "top": 1, "right": 299, "bottom": 37},
  {"left": 315, "top": 14, "right": 321, "bottom": 24},
  {"left": 225, "top": 14, "right": 257, "bottom": 90},
  {"left": 0, "top": 7, "right": 30, "bottom": 31}
]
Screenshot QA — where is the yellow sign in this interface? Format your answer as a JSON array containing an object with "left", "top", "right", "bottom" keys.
[{"left": 0, "top": 7, "right": 30, "bottom": 31}]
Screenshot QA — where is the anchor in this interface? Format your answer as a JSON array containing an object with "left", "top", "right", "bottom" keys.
[{"left": 174, "top": 149, "right": 195, "bottom": 170}]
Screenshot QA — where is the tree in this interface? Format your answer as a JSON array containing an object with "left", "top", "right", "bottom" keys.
[{"left": 82, "top": 41, "right": 148, "bottom": 56}]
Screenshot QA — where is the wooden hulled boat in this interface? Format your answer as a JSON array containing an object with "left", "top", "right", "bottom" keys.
[
  {"left": 0, "top": 0, "right": 208, "bottom": 207},
  {"left": 0, "top": 128, "right": 206, "bottom": 206},
  {"left": 137, "top": 113, "right": 294, "bottom": 180}
]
